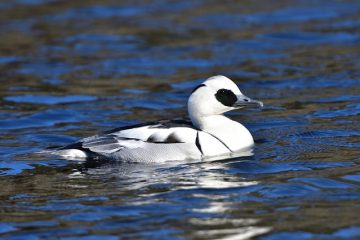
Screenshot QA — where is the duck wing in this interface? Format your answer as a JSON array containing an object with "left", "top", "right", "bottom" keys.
[{"left": 59, "top": 120, "right": 200, "bottom": 160}]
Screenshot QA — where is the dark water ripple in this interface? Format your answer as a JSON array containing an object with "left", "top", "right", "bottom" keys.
[{"left": 0, "top": 0, "right": 360, "bottom": 239}]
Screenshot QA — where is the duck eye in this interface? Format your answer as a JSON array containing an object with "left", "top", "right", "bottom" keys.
[{"left": 215, "top": 89, "right": 237, "bottom": 107}]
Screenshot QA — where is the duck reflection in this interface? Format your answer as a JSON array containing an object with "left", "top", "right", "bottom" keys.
[{"left": 67, "top": 152, "right": 270, "bottom": 239}]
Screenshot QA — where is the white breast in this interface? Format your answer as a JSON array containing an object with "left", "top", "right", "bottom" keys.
[
  {"left": 198, "top": 115, "right": 254, "bottom": 152},
  {"left": 197, "top": 131, "right": 230, "bottom": 156}
]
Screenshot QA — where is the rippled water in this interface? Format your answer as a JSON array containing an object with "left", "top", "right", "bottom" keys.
[{"left": 1, "top": 0, "right": 360, "bottom": 239}]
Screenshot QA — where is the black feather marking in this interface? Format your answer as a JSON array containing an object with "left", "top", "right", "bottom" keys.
[
  {"left": 206, "top": 132, "right": 233, "bottom": 153},
  {"left": 195, "top": 132, "right": 203, "bottom": 155},
  {"left": 152, "top": 120, "right": 194, "bottom": 129},
  {"left": 147, "top": 134, "right": 158, "bottom": 143},
  {"left": 115, "top": 137, "right": 142, "bottom": 141},
  {"left": 147, "top": 132, "right": 184, "bottom": 144},
  {"left": 164, "top": 132, "right": 182, "bottom": 143},
  {"left": 215, "top": 88, "right": 237, "bottom": 107},
  {"left": 60, "top": 141, "right": 84, "bottom": 150},
  {"left": 191, "top": 84, "right": 206, "bottom": 94},
  {"left": 103, "top": 122, "right": 155, "bottom": 134}
]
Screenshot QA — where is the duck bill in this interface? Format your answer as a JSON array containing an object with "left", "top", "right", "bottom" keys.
[{"left": 234, "top": 95, "right": 263, "bottom": 108}]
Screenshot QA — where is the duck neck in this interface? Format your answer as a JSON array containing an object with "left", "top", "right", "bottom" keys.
[
  {"left": 191, "top": 114, "right": 254, "bottom": 151},
  {"left": 191, "top": 114, "right": 231, "bottom": 130}
]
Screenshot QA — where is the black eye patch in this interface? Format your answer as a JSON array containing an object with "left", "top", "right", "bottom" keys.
[{"left": 215, "top": 89, "right": 237, "bottom": 107}]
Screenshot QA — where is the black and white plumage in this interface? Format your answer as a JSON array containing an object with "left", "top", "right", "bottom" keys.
[{"left": 46, "top": 75, "right": 263, "bottom": 162}]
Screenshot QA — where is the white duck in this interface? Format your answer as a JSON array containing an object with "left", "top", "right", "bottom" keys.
[{"left": 49, "top": 75, "right": 263, "bottom": 162}]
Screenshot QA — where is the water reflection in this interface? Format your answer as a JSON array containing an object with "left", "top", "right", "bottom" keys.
[{"left": 68, "top": 157, "right": 270, "bottom": 239}]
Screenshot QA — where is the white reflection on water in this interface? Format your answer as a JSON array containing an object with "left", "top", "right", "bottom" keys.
[
  {"left": 189, "top": 174, "right": 258, "bottom": 189},
  {"left": 195, "top": 226, "right": 271, "bottom": 240},
  {"left": 191, "top": 214, "right": 270, "bottom": 240},
  {"left": 62, "top": 152, "right": 270, "bottom": 239},
  {"left": 186, "top": 159, "right": 270, "bottom": 239}
]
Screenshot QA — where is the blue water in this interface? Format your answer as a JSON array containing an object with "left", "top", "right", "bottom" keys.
[{"left": 0, "top": 0, "right": 360, "bottom": 239}]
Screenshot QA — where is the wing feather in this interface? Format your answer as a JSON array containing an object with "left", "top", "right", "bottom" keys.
[{"left": 60, "top": 120, "right": 199, "bottom": 157}]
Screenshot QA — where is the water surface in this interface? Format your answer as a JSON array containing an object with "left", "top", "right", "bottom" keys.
[{"left": 0, "top": 0, "right": 360, "bottom": 239}]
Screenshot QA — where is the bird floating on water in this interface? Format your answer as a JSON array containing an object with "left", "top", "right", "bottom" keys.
[{"left": 46, "top": 75, "right": 263, "bottom": 162}]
